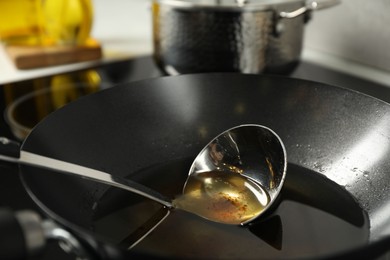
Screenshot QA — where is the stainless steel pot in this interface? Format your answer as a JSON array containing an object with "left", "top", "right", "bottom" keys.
[{"left": 152, "top": 0, "right": 340, "bottom": 75}]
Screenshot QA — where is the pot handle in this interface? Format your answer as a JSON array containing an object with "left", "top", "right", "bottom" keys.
[{"left": 279, "top": 0, "right": 341, "bottom": 19}]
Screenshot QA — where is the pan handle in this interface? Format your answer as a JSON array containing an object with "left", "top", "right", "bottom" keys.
[
  {"left": 0, "top": 208, "right": 92, "bottom": 259},
  {"left": 279, "top": 0, "right": 341, "bottom": 19},
  {"left": 0, "top": 207, "right": 130, "bottom": 259},
  {"left": 0, "top": 208, "right": 33, "bottom": 259}
]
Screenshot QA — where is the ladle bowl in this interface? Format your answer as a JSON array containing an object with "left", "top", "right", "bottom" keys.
[
  {"left": 175, "top": 124, "right": 287, "bottom": 224},
  {"left": 0, "top": 124, "right": 286, "bottom": 225}
]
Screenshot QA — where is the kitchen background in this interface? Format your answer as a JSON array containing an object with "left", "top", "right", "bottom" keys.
[
  {"left": 92, "top": 0, "right": 390, "bottom": 87},
  {"left": 1, "top": 0, "right": 390, "bottom": 87},
  {"left": 0, "top": 1, "right": 389, "bottom": 259}
]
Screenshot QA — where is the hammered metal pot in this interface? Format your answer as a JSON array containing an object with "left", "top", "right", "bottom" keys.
[{"left": 152, "top": 0, "right": 340, "bottom": 75}]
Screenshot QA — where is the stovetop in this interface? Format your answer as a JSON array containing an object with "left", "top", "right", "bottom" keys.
[{"left": 1, "top": 56, "right": 390, "bottom": 259}]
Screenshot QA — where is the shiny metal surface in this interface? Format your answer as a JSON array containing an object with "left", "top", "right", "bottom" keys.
[
  {"left": 15, "top": 210, "right": 46, "bottom": 255},
  {"left": 185, "top": 124, "right": 287, "bottom": 224},
  {"left": 152, "top": 1, "right": 304, "bottom": 74},
  {"left": 0, "top": 145, "right": 172, "bottom": 207},
  {"left": 42, "top": 220, "right": 91, "bottom": 260},
  {"left": 152, "top": 0, "right": 340, "bottom": 75},
  {"left": 154, "top": 0, "right": 339, "bottom": 11},
  {"left": 280, "top": 0, "right": 340, "bottom": 19},
  {"left": 155, "top": 0, "right": 303, "bottom": 10}
]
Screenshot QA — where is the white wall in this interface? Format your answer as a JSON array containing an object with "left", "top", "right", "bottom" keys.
[
  {"left": 304, "top": 0, "right": 390, "bottom": 72},
  {"left": 91, "top": 0, "right": 153, "bottom": 55}
]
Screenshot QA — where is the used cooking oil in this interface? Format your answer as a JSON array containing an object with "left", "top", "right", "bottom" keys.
[
  {"left": 0, "top": 0, "right": 93, "bottom": 45},
  {"left": 173, "top": 170, "right": 270, "bottom": 225}
]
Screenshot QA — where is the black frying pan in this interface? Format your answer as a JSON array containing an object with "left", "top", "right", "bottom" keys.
[{"left": 11, "top": 73, "right": 390, "bottom": 258}]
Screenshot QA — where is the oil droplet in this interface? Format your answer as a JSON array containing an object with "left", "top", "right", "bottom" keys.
[{"left": 173, "top": 171, "right": 270, "bottom": 225}]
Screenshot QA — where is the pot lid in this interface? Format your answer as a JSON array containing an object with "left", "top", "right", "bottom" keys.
[{"left": 155, "top": 0, "right": 305, "bottom": 10}]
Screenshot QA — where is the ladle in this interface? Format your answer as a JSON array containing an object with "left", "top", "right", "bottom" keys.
[{"left": 0, "top": 124, "right": 287, "bottom": 225}]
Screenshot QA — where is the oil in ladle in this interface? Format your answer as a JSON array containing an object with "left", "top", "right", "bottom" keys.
[
  {"left": 171, "top": 124, "right": 286, "bottom": 225},
  {"left": 173, "top": 170, "right": 270, "bottom": 225}
]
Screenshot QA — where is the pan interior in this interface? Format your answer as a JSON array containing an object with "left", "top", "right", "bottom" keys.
[
  {"left": 92, "top": 158, "right": 369, "bottom": 259},
  {"left": 18, "top": 73, "right": 387, "bottom": 258}
]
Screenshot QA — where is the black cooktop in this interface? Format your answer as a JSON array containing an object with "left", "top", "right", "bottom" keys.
[{"left": 1, "top": 56, "right": 389, "bottom": 259}]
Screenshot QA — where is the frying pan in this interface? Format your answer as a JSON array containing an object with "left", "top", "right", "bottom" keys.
[{"left": 10, "top": 73, "right": 390, "bottom": 258}]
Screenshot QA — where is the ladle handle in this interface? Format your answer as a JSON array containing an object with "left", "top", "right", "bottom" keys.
[{"left": 0, "top": 137, "right": 173, "bottom": 208}]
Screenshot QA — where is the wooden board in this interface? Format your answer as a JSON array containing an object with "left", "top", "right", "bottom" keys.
[{"left": 5, "top": 44, "right": 102, "bottom": 69}]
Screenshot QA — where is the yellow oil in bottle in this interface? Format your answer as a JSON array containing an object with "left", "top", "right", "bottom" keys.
[{"left": 0, "top": 0, "right": 93, "bottom": 46}]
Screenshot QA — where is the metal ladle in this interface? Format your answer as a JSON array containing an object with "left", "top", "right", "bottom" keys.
[{"left": 0, "top": 124, "right": 287, "bottom": 225}]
